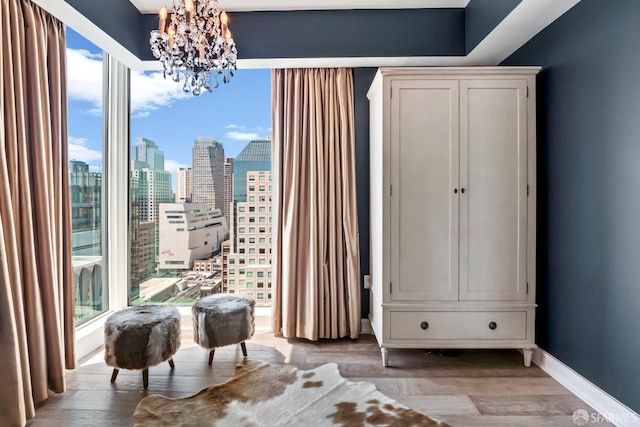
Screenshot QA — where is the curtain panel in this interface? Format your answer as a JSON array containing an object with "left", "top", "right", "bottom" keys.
[
  {"left": 0, "top": 0, "right": 75, "bottom": 425},
  {"left": 271, "top": 68, "right": 361, "bottom": 341}
]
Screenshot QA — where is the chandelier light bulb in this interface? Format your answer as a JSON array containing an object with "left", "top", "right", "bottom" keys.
[
  {"left": 167, "top": 25, "right": 175, "bottom": 48},
  {"left": 149, "top": 0, "right": 238, "bottom": 96},
  {"left": 159, "top": 6, "right": 167, "bottom": 34},
  {"left": 185, "top": 0, "right": 193, "bottom": 24}
]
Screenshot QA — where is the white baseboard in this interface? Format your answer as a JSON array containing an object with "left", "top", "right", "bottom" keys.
[
  {"left": 533, "top": 348, "right": 640, "bottom": 427},
  {"left": 360, "top": 317, "right": 373, "bottom": 335},
  {"left": 75, "top": 312, "right": 110, "bottom": 362}
]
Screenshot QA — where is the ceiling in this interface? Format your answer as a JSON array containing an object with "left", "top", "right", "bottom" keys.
[
  {"left": 129, "top": 0, "right": 471, "bottom": 14},
  {"left": 32, "top": 0, "right": 582, "bottom": 70}
]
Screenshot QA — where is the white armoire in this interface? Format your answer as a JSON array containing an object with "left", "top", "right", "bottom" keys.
[{"left": 367, "top": 67, "right": 540, "bottom": 367}]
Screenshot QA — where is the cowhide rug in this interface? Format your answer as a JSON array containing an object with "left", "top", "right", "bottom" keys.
[{"left": 133, "top": 360, "right": 448, "bottom": 426}]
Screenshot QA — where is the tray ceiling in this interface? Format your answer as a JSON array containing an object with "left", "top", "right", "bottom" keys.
[{"left": 129, "top": 0, "right": 470, "bottom": 14}]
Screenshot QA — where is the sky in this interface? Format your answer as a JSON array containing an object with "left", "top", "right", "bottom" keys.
[{"left": 66, "top": 28, "right": 271, "bottom": 179}]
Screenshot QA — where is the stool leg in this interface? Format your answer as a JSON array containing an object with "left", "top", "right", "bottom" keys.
[
  {"left": 142, "top": 368, "right": 149, "bottom": 389},
  {"left": 241, "top": 342, "right": 248, "bottom": 357},
  {"left": 168, "top": 359, "right": 175, "bottom": 369},
  {"left": 208, "top": 349, "right": 215, "bottom": 366},
  {"left": 110, "top": 368, "right": 119, "bottom": 383}
]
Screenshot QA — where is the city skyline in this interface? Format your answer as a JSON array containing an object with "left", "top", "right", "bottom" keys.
[{"left": 66, "top": 28, "right": 271, "bottom": 175}]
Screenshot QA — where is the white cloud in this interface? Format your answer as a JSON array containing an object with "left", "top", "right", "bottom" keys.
[
  {"left": 130, "top": 69, "right": 190, "bottom": 115},
  {"left": 225, "top": 131, "right": 261, "bottom": 141},
  {"left": 66, "top": 48, "right": 190, "bottom": 117},
  {"left": 133, "top": 111, "right": 151, "bottom": 118},
  {"left": 165, "top": 159, "right": 189, "bottom": 174},
  {"left": 225, "top": 123, "right": 246, "bottom": 130},
  {"left": 68, "top": 136, "right": 102, "bottom": 164},
  {"left": 66, "top": 49, "right": 102, "bottom": 112}
]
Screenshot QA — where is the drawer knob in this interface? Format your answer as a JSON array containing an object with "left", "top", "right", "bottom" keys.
[
  {"left": 488, "top": 321, "right": 497, "bottom": 330},
  {"left": 420, "top": 321, "right": 429, "bottom": 330}
]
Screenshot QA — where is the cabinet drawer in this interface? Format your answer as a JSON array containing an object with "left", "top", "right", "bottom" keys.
[{"left": 389, "top": 311, "right": 527, "bottom": 341}]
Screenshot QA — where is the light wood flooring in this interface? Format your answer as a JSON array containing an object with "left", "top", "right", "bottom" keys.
[{"left": 28, "top": 329, "right": 609, "bottom": 426}]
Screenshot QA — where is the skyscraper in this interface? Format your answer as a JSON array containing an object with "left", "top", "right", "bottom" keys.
[
  {"left": 225, "top": 170, "right": 272, "bottom": 304},
  {"left": 131, "top": 168, "right": 173, "bottom": 223},
  {"left": 232, "top": 140, "right": 271, "bottom": 204},
  {"left": 223, "top": 157, "right": 234, "bottom": 234},
  {"left": 231, "top": 140, "right": 271, "bottom": 248},
  {"left": 135, "top": 137, "right": 165, "bottom": 170},
  {"left": 69, "top": 160, "right": 104, "bottom": 322},
  {"left": 69, "top": 160, "right": 102, "bottom": 255},
  {"left": 175, "top": 167, "right": 193, "bottom": 203},
  {"left": 131, "top": 137, "right": 173, "bottom": 287},
  {"left": 222, "top": 139, "right": 272, "bottom": 305},
  {"left": 192, "top": 136, "right": 224, "bottom": 212}
]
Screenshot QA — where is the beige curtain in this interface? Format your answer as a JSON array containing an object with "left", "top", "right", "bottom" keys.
[
  {"left": 271, "top": 68, "right": 361, "bottom": 341},
  {"left": 0, "top": 0, "right": 75, "bottom": 425}
]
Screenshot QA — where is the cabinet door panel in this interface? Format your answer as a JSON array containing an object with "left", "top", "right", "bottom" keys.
[
  {"left": 390, "top": 80, "right": 459, "bottom": 301},
  {"left": 459, "top": 80, "right": 528, "bottom": 301}
]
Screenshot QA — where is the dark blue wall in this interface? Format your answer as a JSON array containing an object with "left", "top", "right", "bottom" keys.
[
  {"left": 64, "top": 0, "right": 148, "bottom": 59},
  {"left": 503, "top": 0, "right": 640, "bottom": 411},
  {"left": 139, "top": 9, "right": 465, "bottom": 61},
  {"left": 465, "top": 0, "right": 522, "bottom": 53},
  {"left": 354, "top": 68, "right": 377, "bottom": 317}
]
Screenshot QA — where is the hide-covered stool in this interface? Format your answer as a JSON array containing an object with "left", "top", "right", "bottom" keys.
[
  {"left": 192, "top": 294, "right": 255, "bottom": 365},
  {"left": 104, "top": 305, "right": 181, "bottom": 388}
]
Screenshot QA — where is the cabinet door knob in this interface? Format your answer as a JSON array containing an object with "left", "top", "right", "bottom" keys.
[
  {"left": 420, "top": 321, "right": 429, "bottom": 330},
  {"left": 453, "top": 188, "right": 458, "bottom": 194},
  {"left": 461, "top": 188, "right": 466, "bottom": 194},
  {"left": 488, "top": 321, "right": 497, "bottom": 330}
]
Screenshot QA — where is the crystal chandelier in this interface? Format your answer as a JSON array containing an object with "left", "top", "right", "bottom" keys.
[{"left": 149, "top": 0, "right": 238, "bottom": 96}]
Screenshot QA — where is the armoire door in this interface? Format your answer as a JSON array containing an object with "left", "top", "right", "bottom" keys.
[
  {"left": 390, "top": 79, "right": 459, "bottom": 301},
  {"left": 459, "top": 79, "right": 528, "bottom": 301}
]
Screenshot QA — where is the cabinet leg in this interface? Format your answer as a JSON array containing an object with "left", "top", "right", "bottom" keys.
[
  {"left": 523, "top": 348, "right": 533, "bottom": 367},
  {"left": 381, "top": 347, "right": 390, "bottom": 367}
]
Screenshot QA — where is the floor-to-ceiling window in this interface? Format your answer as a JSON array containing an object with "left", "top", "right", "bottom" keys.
[
  {"left": 127, "top": 69, "right": 272, "bottom": 307},
  {"left": 66, "top": 29, "right": 107, "bottom": 325}
]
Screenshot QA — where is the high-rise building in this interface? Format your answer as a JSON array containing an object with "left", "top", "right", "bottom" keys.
[
  {"left": 192, "top": 136, "right": 224, "bottom": 212},
  {"left": 130, "top": 221, "right": 156, "bottom": 294},
  {"left": 131, "top": 137, "right": 173, "bottom": 223},
  {"left": 130, "top": 137, "right": 174, "bottom": 288},
  {"left": 131, "top": 168, "right": 173, "bottom": 223},
  {"left": 231, "top": 140, "right": 271, "bottom": 252},
  {"left": 225, "top": 170, "right": 272, "bottom": 304},
  {"left": 158, "top": 203, "right": 227, "bottom": 270},
  {"left": 69, "top": 160, "right": 103, "bottom": 321},
  {"left": 135, "top": 137, "right": 165, "bottom": 170},
  {"left": 223, "top": 157, "right": 234, "bottom": 234},
  {"left": 232, "top": 140, "right": 271, "bottom": 204},
  {"left": 69, "top": 160, "right": 102, "bottom": 255},
  {"left": 175, "top": 167, "right": 193, "bottom": 203},
  {"left": 220, "top": 240, "right": 231, "bottom": 293}
]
